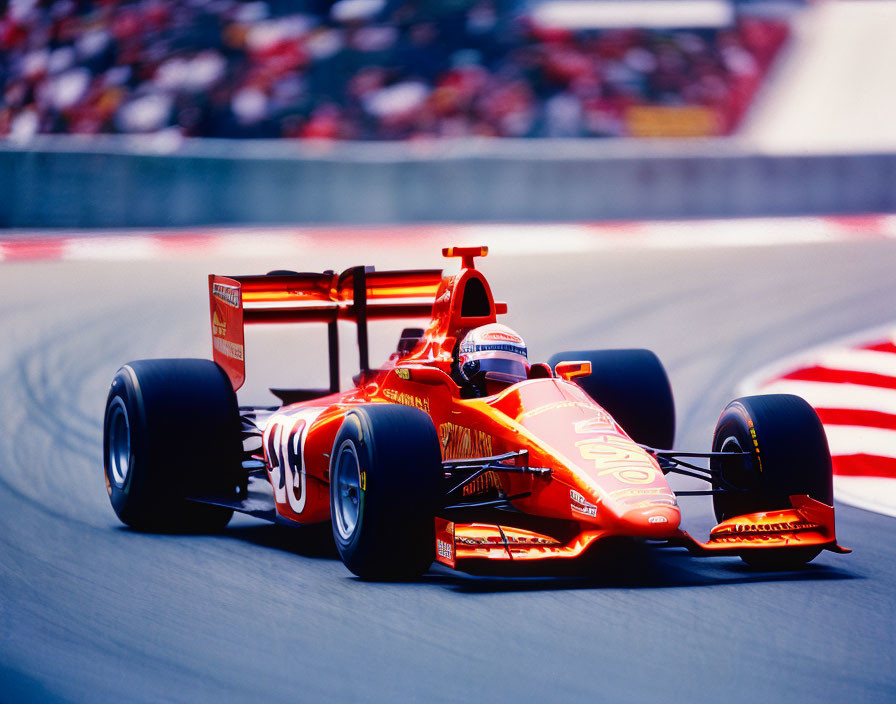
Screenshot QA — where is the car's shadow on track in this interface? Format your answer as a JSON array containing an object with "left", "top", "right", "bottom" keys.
[
  {"left": 222, "top": 521, "right": 340, "bottom": 560},
  {"left": 215, "top": 522, "right": 858, "bottom": 591}
]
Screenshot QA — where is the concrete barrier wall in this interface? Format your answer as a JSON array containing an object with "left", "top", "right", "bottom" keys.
[{"left": 1, "top": 137, "right": 893, "bottom": 227}]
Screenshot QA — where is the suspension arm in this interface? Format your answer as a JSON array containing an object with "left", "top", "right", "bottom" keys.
[{"left": 641, "top": 446, "right": 752, "bottom": 492}]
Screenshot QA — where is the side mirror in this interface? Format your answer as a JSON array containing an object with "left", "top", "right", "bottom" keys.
[{"left": 554, "top": 361, "right": 592, "bottom": 381}]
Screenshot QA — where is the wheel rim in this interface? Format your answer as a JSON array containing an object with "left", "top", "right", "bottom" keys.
[
  {"left": 717, "top": 435, "right": 750, "bottom": 489},
  {"left": 107, "top": 398, "right": 131, "bottom": 488},
  {"left": 333, "top": 440, "right": 361, "bottom": 541},
  {"left": 720, "top": 436, "right": 742, "bottom": 455}
]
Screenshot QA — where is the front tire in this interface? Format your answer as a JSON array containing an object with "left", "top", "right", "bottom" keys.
[
  {"left": 548, "top": 348, "right": 675, "bottom": 450},
  {"left": 103, "top": 359, "right": 241, "bottom": 531},
  {"left": 711, "top": 394, "right": 833, "bottom": 568},
  {"left": 329, "top": 404, "right": 442, "bottom": 580}
]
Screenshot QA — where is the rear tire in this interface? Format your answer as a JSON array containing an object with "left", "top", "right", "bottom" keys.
[
  {"left": 329, "top": 404, "right": 442, "bottom": 580},
  {"left": 711, "top": 394, "right": 833, "bottom": 568},
  {"left": 103, "top": 359, "right": 241, "bottom": 531},
  {"left": 548, "top": 349, "right": 675, "bottom": 450}
]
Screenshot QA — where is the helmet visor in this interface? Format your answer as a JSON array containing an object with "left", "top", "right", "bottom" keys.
[{"left": 461, "top": 350, "right": 529, "bottom": 383}]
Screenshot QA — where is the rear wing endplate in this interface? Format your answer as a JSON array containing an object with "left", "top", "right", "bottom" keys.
[{"left": 209, "top": 266, "right": 442, "bottom": 391}]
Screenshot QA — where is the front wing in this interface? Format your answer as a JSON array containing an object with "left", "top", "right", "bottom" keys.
[{"left": 434, "top": 495, "right": 849, "bottom": 572}]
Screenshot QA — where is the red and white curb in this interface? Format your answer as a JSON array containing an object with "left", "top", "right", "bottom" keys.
[
  {"left": 740, "top": 325, "right": 896, "bottom": 518},
  {"left": 1, "top": 213, "right": 895, "bottom": 262}
]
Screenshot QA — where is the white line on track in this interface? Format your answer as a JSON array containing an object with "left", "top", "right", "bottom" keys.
[
  {"left": 63, "top": 236, "right": 163, "bottom": 260},
  {"left": 2, "top": 213, "right": 896, "bottom": 263},
  {"left": 833, "top": 476, "right": 896, "bottom": 519},
  {"left": 636, "top": 218, "right": 840, "bottom": 248},
  {"left": 824, "top": 425, "right": 896, "bottom": 460},
  {"left": 755, "top": 379, "right": 896, "bottom": 415},
  {"left": 739, "top": 320, "right": 896, "bottom": 517},
  {"left": 738, "top": 326, "right": 896, "bottom": 397},
  {"left": 803, "top": 349, "right": 896, "bottom": 378},
  {"left": 211, "top": 233, "right": 314, "bottom": 259}
]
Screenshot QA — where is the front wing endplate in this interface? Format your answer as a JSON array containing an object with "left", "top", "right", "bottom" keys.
[{"left": 672, "top": 495, "right": 851, "bottom": 556}]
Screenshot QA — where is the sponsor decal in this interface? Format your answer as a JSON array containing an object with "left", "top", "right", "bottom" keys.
[
  {"left": 439, "top": 423, "right": 493, "bottom": 460},
  {"left": 711, "top": 533, "right": 794, "bottom": 545},
  {"left": 627, "top": 498, "right": 678, "bottom": 509},
  {"left": 575, "top": 437, "right": 658, "bottom": 484},
  {"left": 609, "top": 487, "right": 675, "bottom": 499},
  {"left": 213, "top": 336, "right": 244, "bottom": 361},
  {"left": 212, "top": 282, "right": 240, "bottom": 308},
  {"left": 482, "top": 330, "right": 522, "bottom": 344},
  {"left": 437, "top": 539, "right": 454, "bottom": 560},
  {"left": 462, "top": 470, "right": 502, "bottom": 497},
  {"left": 714, "top": 521, "right": 820, "bottom": 536},
  {"left": 749, "top": 420, "right": 763, "bottom": 473},
  {"left": 569, "top": 489, "right": 588, "bottom": 504},
  {"left": 434, "top": 518, "right": 456, "bottom": 566},
  {"left": 648, "top": 515, "right": 668, "bottom": 524},
  {"left": 383, "top": 388, "right": 430, "bottom": 413},
  {"left": 395, "top": 368, "right": 411, "bottom": 380},
  {"left": 456, "top": 535, "right": 557, "bottom": 546},
  {"left": 730, "top": 403, "right": 763, "bottom": 474},
  {"left": 212, "top": 306, "right": 227, "bottom": 336},
  {"left": 457, "top": 535, "right": 489, "bottom": 546},
  {"left": 570, "top": 488, "right": 599, "bottom": 518},
  {"left": 571, "top": 502, "right": 598, "bottom": 518},
  {"left": 518, "top": 401, "right": 604, "bottom": 421},
  {"left": 573, "top": 414, "right": 615, "bottom": 433}
]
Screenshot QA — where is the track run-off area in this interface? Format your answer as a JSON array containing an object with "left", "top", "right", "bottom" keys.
[{"left": 1, "top": 218, "right": 895, "bottom": 702}]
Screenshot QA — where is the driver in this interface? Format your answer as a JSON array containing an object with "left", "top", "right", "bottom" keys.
[{"left": 454, "top": 323, "right": 529, "bottom": 397}]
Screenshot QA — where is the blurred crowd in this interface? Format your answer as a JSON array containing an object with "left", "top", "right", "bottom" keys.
[{"left": 0, "top": 0, "right": 789, "bottom": 140}]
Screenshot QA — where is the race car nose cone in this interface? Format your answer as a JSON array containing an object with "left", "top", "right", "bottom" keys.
[{"left": 617, "top": 504, "right": 681, "bottom": 537}]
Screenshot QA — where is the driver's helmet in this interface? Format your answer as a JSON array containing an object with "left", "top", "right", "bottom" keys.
[{"left": 458, "top": 323, "right": 529, "bottom": 386}]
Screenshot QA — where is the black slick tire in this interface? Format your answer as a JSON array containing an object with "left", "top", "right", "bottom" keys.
[
  {"left": 329, "top": 404, "right": 442, "bottom": 580},
  {"left": 548, "top": 348, "right": 675, "bottom": 450},
  {"left": 711, "top": 394, "right": 834, "bottom": 569},
  {"left": 103, "top": 358, "right": 241, "bottom": 531}
]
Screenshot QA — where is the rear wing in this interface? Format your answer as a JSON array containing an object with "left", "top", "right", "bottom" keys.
[{"left": 209, "top": 266, "right": 442, "bottom": 391}]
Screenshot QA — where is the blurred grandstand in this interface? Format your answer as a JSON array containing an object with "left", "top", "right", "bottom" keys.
[
  {"left": 3, "top": 0, "right": 894, "bottom": 227},
  {"left": 1, "top": 0, "right": 794, "bottom": 141}
]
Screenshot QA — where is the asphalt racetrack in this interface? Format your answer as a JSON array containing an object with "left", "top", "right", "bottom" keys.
[{"left": 2, "top": 238, "right": 895, "bottom": 702}]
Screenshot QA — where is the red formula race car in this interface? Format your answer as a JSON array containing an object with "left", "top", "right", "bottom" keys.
[{"left": 103, "top": 247, "right": 848, "bottom": 579}]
